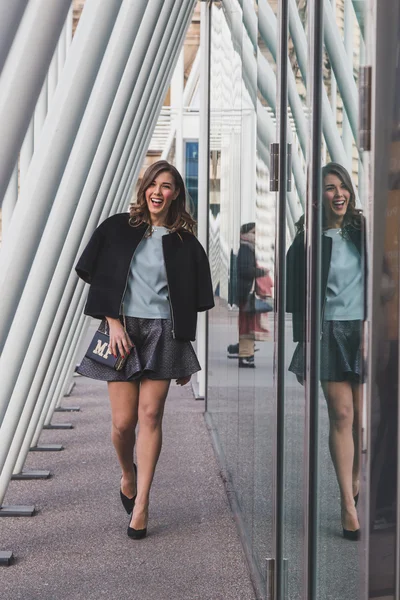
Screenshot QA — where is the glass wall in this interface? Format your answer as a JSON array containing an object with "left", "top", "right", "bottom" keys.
[
  {"left": 368, "top": 2, "right": 400, "bottom": 597},
  {"left": 205, "top": 0, "right": 378, "bottom": 598},
  {"left": 207, "top": 1, "right": 277, "bottom": 587},
  {"left": 314, "top": 1, "right": 367, "bottom": 597}
]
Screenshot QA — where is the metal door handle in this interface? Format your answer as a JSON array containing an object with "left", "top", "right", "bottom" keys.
[{"left": 270, "top": 143, "right": 280, "bottom": 191}]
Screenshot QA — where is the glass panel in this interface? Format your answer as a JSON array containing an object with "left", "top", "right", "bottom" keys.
[
  {"left": 251, "top": 0, "right": 277, "bottom": 579},
  {"left": 314, "top": 1, "right": 368, "bottom": 597},
  {"left": 368, "top": 3, "right": 400, "bottom": 597},
  {"left": 207, "top": 0, "right": 278, "bottom": 593},
  {"left": 208, "top": 0, "right": 242, "bottom": 492},
  {"left": 283, "top": 0, "right": 309, "bottom": 596},
  {"left": 237, "top": 0, "right": 258, "bottom": 556}
]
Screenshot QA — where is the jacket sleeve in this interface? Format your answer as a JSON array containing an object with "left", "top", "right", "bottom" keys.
[
  {"left": 195, "top": 241, "right": 215, "bottom": 312},
  {"left": 75, "top": 224, "right": 104, "bottom": 284},
  {"left": 286, "top": 235, "right": 303, "bottom": 313}
]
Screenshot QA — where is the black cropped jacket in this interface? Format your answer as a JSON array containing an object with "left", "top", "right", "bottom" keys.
[
  {"left": 286, "top": 221, "right": 366, "bottom": 342},
  {"left": 75, "top": 213, "right": 214, "bottom": 341}
]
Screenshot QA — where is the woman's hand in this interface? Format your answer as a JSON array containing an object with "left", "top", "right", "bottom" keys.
[
  {"left": 106, "top": 317, "right": 133, "bottom": 358},
  {"left": 176, "top": 375, "right": 191, "bottom": 386}
]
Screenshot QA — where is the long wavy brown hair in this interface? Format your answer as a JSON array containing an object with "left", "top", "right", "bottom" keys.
[
  {"left": 129, "top": 160, "right": 196, "bottom": 234},
  {"left": 295, "top": 162, "right": 362, "bottom": 234}
]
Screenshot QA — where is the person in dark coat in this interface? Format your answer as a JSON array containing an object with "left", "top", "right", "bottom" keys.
[
  {"left": 287, "top": 163, "right": 366, "bottom": 541},
  {"left": 227, "top": 223, "right": 271, "bottom": 367},
  {"left": 75, "top": 160, "right": 214, "bottom": 539}
]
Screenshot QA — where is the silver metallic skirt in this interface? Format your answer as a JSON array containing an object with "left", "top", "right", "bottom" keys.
[
  {"left": 77, "top": 317, "right": 200, "bottom": 382},
  {"left": 289, "top": 320, "right": 365, "bottom": 385}
]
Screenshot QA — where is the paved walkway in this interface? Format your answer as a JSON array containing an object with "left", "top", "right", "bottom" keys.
[{"left": 1, "top": 376, "right": 256, "bottom": 600}]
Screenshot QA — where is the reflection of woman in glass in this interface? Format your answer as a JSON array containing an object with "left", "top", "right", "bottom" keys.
[{"left": 287, "top": 163, "right": 365, "bottom": 540}]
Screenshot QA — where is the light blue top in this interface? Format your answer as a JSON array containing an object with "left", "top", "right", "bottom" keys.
[
  {"left": 122, "top": 226, "right": 171, "bottom": 319},
  {"left": 324, "top": 228, "right": 364, "bottom": 321}
]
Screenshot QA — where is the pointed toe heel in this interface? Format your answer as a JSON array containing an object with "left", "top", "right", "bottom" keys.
[
  {"left": 120, "top": 490, "right": 135, "bottom": 515},
  {"left": 127, "top": 504, "right": 148, "bottom": 539},
  {"left": 127, "top": 525, "right": 147, "bottom": 540},
  {"left": 343, "top": 527, "right": 360, "bottom": 541}
]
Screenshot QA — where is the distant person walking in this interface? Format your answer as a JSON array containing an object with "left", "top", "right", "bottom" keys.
[
  {"left": 227, "top": 222, "right": 272, "bottom": 368},
  {"left": 76, "top": 160, "right": 214, "bottom": 539}
]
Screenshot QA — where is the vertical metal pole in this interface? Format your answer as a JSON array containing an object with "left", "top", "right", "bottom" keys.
[
  {"left": 1, "top": 165, "right": 18, "bottom": 240},
  {"left": 0, "top": 1, "right": 27, "bottom": 75},
  {"left": 117, "top": 0, "right": 196, "bottom": 216},
  {"left": 266, "top": 558, "right": 276, "bottom": 600},
  {"left": 0, "top": 0, "right": 72, "bottom": 201},
  {"left": 47, "top": 45, "right": 59, "bottom": 107},
  {"left": 10, "top": 292, "right": 88, "bottom": 478},
  {"left": 0, "top": 0, "right": 124, "bottom": 351},
  {"left": 19, "top": 118, "right": 34, "bottom": 187},
  {"left": 330, "top": 0, "right": 337, "bottom": 117},
  {"left": 276, "top": 0, "right": 289, "bottom": 598},
  {"left": 34, "top": 77, "right": 48, "bottom": 151},
  {"left": 342, "top": 0, "right": 354, "bottom": 160},
  {"left": 305, "top": 0, "right": 324, "bottom": 597},
  {"left": 44, "top": 316, "right": 87, "bottom": 425},
  {"left": 197, "top": 1, "right": 211, "bottom": 401},
  {"left": 66, "top": 3, "right": 73, "bottom": 52},
  {"left": 323, "top": 0, "right": 359, "bottom": 141},
  {"left": 57, "top": 17, "right": 68, "bottom": 80},
  {"left": 171, "top": 48, "right": 184, "bottom": 174}
]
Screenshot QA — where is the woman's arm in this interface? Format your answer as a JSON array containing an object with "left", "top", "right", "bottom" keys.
[
  {"left": 195, "top": 240, "right": 214, "bottom": 312},
  {"left": 105, "top": 317, "right": 133, "bottom": 358},
  {"left": 75, "top": 224, "right": 105, "bottom": 284}
]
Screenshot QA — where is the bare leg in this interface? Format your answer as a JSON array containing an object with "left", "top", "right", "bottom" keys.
[
  {"left": 130, "top": 378, "right": 170, "bottom": 530},
  {"left": 352, "top": 383, "right": 363, "bottom": 497},
  {"left": 322, "top": 380, "right": 359, "bottom": 531},
  {"left": 108, "top": 381, "right": 140, "bottom": 499}
]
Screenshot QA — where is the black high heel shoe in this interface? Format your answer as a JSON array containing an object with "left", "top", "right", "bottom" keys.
[
  {"left": 120, "top": 463, "right": 137, "bottom": 514},
  {"left": 127, "top": 511, "right": 147, "bottom": 540},
  {"left": 343, "top": 527, "right": 360, "bottom": 541},
  {"left": 342, "top": 502, "right": 360, "bottom": 541}
]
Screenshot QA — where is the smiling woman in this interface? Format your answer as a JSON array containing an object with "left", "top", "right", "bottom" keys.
[
  {"left": 75, "top": 160, "right": 214, "bottom": 540},
  {"left": 321, "top": 162, "right": 361, "bottom": 230},
  {"left": 324, "top": 174, "right": 350, "bottom": 220},
  {"left": 145, "top": 172, "right": 177, "bottom": 223},
  {"left": 130, "top": 160, "right": 196, "bottom": 234}
]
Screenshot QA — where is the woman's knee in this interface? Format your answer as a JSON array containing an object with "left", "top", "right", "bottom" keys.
[
  {"left": 139, "top": 405, "right": 164, "bottom": 430},
  {"left": 112, "top": 418, "right": 136, "bottom": 439},
  {"left": 329, "top": 404, "right": 353, "bottom": 428}
]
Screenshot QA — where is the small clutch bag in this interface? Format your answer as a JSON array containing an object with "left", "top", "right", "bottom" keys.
[{"left": 85, "top": 319, "right": 128, "bottom": 371}]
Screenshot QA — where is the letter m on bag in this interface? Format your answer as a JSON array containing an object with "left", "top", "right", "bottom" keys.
[{"left": 93, "top": 340, "right": 108, "bottom": 357}]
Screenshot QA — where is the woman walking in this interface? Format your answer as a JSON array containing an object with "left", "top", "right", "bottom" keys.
[
  {"left": 75, "top": 160, "right": 214, "bottom": 539},
  {"left": 287, "top": 163, "right": 366, "bottom": 540}
]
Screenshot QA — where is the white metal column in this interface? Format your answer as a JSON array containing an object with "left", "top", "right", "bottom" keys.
[
  {"left": 0, "top": 0, "right": 122, "bottom": 349},
  {"left": 197, "top": 1, "right": 211, "bottom": 399},
  {"left": 0, "top": 0, "right": 72, "bottom": 201},
  {"left": 0, "top": 0, "right": 197, "bottom": 505}
]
